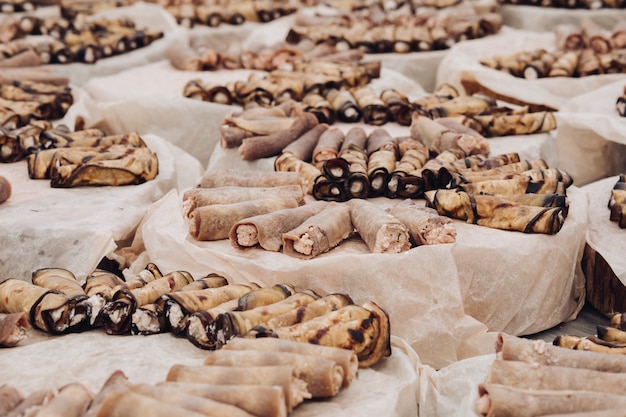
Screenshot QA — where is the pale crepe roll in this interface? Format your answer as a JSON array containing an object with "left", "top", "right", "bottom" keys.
[
  {"left": 496, "top": 333, "right": 626, "bottom": 373},
  {"left": 0, "top": 175, "right": 10, "bottom": 204},
  {"left": 487, "top": 360, "right": 626, "bottom": 395},
  {"left": 223, "top": 337, "right": 358, "bottom": 388},
  {"left": 0, "top": 312, "right": 30, "bottom": 347},
  {"left": 6, "top": 389, "right": 54, "bottom": 417},
  {"left": 93, "top": 391, "right": 209, "bottom": 417},
  {"left": 0, "top": 385, "right": 22, "bottom": 415},
  {"left": 155, "top": 382, "right": 287, "bottom": 417},
  {"left": 202, "top": 349, "right": 344, "bottom": 398},
  {"left": 129, "top": 384, "right": 255, "bottom": 417},
  {"left": 85, "top": 370, "right": 131, "bottom": 417},
  {"left": 34, "top": 382, "right": 93, "bottom": 417},
  {"left": 165, "top": 365, "right": 310, "bottom": 412},
  {"left": 386, "top": 205, "right": 456, "bottom": 246},
  {"left": 189, "top": 196, "right": 300, "bottom": 241},
  {"left": 348, "top": 199, "right": 410, "bottom": 253},
  {"left": 182, "top": 185, "right": 305, "bottom": 218},
  {"left": 476, "top": 383, "right": 626, "bottom": 417},
  {"left": 230, "top": 201, "right": 328, "bottom": 251},
  {"left": 197, "top": 169, "right": 307, "bottom": 193},
  {"left": 282, "top": 202, "right": 353, "bottom": 259}
]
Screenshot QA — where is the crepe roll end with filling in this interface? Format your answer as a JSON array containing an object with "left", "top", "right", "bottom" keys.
[{"left": 0, "top": 175, "right": 11, "bottom": 204}]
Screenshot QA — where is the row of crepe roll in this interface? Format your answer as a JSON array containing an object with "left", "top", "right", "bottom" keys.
[
  {"left": 0, "top": 263, "right": 392, "bottom": 368},
  {"left": 183, "top": 169, "right": 457, "bottom": 253},
  {"left": 609, "top": 173, "right": 626, "bottom": 228},
  {"left": 165, "top": 1, "right": 297, "bottom": 28},
  {"left": 0, "top": 337, "right": 362, "bottom": 417},
  {"left": 476, "top": 333, "right": 626, "bottom": 417}
]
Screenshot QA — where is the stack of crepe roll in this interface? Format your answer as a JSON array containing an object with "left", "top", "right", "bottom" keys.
[
  {"left": 476, "top": 332, "right": 626, "bottom": 417},
  {"left": 0, "top": 13, "right": 163, "bottom": 65},
  {"left": 609, "top": 174, "right": 626, "bottom": 228},
  {"left": 164, "top": 1, "right": 297, "bottom": 28},
  {"left": 59, "top": 0, "right": 137, "bottom": 20},
  {"left": 480, "top": 21, "right": 626, "bottom": 79},
  {"left": 617, "top": 86, "right": 626, "bottom": 117},
  {"left": 21, "top": 126, "right": 159, "bottom": 188},
  {"left": 285, "top": 2, "right": 502, "bottom": 54},
  {"left": 0, "top": 72, "right": 72, "bottom": 143}
]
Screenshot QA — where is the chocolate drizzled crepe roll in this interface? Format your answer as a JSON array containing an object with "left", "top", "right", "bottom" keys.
[
  {"left": 179, "top": 273, "right": 228, "bottom": 291},
  {"left": 230, "top": 201, "right": 328, "bottom": 251},
  {"left": 366, "top": 128, "right": 397, "bottom": 197},
  {"left": 523, "top": 50, "right": 564, "bottom": 79},
  {"left": 302, "top": 93, "right": 335, "bottom": 124},
  {"left": 462, "top": 112, "right": 557, "bottom": 137},
  {"left": 554, "top": 334, "right": 626, "bottom": 353},
  {"left": 282, "top": 123, "right": 329, "bottom": 162},
  {"left": 337, "top": 127, "right": 370, "bottom": 199},
  {"left": 0, "top": 385, "right": 23, "bottom": 415},
  {"left": 223, "top": 337, "right": 359, "bottom": 388},
  {"left": 387, "top": 204, "right": 456, "bottom": 245},
  {"left": 166, "top": 365, "right": 310, "bottom": 413},
  {"left": 381, "top": 89, "right": 413, "bottom": 126},
  {"left": 186, "top": 284, "right": 291, "bottom": 350},
  {"left": 163, "top": 284, "right": 255, "bottom": 334},
  {"left": 476, "top": 383, "right": 626, "bottom": 417},
  {"left": 35, "top": 382, "right": 92, "bottom": 417},
  {"left": 239, "top": 112, "right": 319, "bottom": 161},
  {"left": 219, "top": 292, "right": 319, "bottom": 344},
  {"left": 262, "top": 293, "right": 354, "bottom": 331},
  {"left": 98, "top": 270, "right": 194, "bottom": 335},
  {"left": 386, "top": 138, "right": 429, "bottom": 198},
  {"left": 353, "top": 86, "right": 388, "bottom": 125},
  {"left": 156, "top": 383, "right": 288, "bottom": 417},
  {"left": 312, "top": 127, "right": 345, "bottom": 170},
  {"left": 349, "top": 199, "right": 410, "bottom": 253},
  {"left": 182, "top": 185, "right": 305, "bottom": 218},
  {"left": 326, "top": 89, "right": 362, "bottom": 123},
  {"left": 93, "top": 390, "right": 210, "bottom": 417},
  {"left": 188, "top": 196, "right": 300, "bottom": 241},
  {"left": 183, "top": 80, "right": 233, "bottom": 105},
  {"left": 131, "top": 302, "right": 167, "bottom": 335},
  {"left": 549, "top": 51, "right": 580, "bottom": 77},
  {"left": 282, "top": 202, "right": 353, "bottom": 259},
  {"left": 425, "top": 189, "right": 565, "bottom": 234},
  {"left": 0, "top": 175, "right": 11, "bottom": 204},
  {"left": 129, "top": 384, "right": 256, "bottom": 417},
  {"left": 197, "top": 169, "right": 307, "bottom": 193},
  {"left": 0, "top": 312, "right": 29, "bottom": 347},
  {"left": 203, "top": 349, "right": 344, "bottom": 398},
  {"left": 429, "top": 95, "right": 496, "bottom": 118},
  {"left": 487, "top": 360, "right": 626, "bottom": 395},
  {"left": 461, "top": 176, "right": 565, "bottom": 195},
  {"left": 274, "top": 152, "right": 322, "bottom": 195}
]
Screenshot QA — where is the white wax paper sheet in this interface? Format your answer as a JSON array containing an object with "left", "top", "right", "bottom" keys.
[
  {"left": 500, "top": 5, "right": 626, "bottom": 32},
  {"left": 0, "top": 331, "right": 419, "bottom": 417},
  {"left": 0, "top": 126, "right": 203, "bottom": 282},
  {"left": 555, "top": 79, "right": 626, "bottom": 186},
  {"left": 582, "top": 175, "right": 626, "bottom": 286},
  {"left": 436, "top": 27, "right": 626, "bottom": 110},
  {"left": 125, "top": 176, "right": 587, "bottom": 370}
]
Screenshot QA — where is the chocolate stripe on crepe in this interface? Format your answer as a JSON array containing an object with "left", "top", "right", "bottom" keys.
[{"left": 366, "top": 128, "right": 397, "bottom": 197}]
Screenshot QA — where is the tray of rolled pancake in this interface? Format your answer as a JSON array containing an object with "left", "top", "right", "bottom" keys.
[
  {"left": 0, "top": 259, "right": 408, "bottom": 416},
  {"left": 476, "top": 313, "right": 626, "bottom": 417}
]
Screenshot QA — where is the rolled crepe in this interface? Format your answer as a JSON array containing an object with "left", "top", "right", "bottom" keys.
[
  {"left": 410, "top": 113, "right": 489, "bottom": 156},
  {"left": 5, "top": 388, "right": 54, "bottom": 417},
  {"left": 425, "top": 190, "right": 565, "bottom": 234},
  {"left": 0, "top": 385, "right": 22, "bottom": 416},
  {"left": 348, "top": 199, "right": 410, "bottom": 253},
  {"left": 497, "top": 333, "right": 626, "bottom": 373},
  {"left": 262, "top": 293, "right": 354, "bottom": 329},
  {"left": 282, "top": 123, "right": 329, "bottom": 162},
  {"left": 178, "top": 273, "right": 229, "bottom": 291},
  {"left": 85, "top": 370, "right": 131, "bottom": 417},
  {"left": 163, "top": 284, "right": 255, "bottom": 334},
  {"left": 93, "top": 391, "right": 209, "bottom": 417},
  {"left": 223, "top": 337, "right": 359, "bottom": 388},
  {"left": 182, "top": 185, "right": 305, "bottom": 218},
  {"left": 488, "top": 359, "right": 626, "bottom": 395},
  {"left": 218, "top": 292, "right": 319, "bottom": 343},
  {"left": 202, "top": 349, "right": 344, "bottom": 398},
  {"left": 282, "top": 202, "right": 354, "bottom": 259},
  {"left": 155, "top": 382, "right": 287, "bottom": 417},
  {"left": 274, "top": 152, "right": 322, "bottom": 195},
  {"left": 130, "top": 302, "right": 167, "bottom": 335},
  {"left": 476, "top": 383, "right": 626, "bottom": 417},
  {"left": 0, "top": 175, "right": 10, "bottom": 204},
  {"left": 197, "top": 169, "right": 306, "bottom": 192},
  {"left": 165, "top": 365, "right": 310, "bottom": 412},
  {"left": 387, "top": 205, "right": 456, "bottom": 245},
  {"left": 230, "top": 201, "right": 328, "bottom": 251},
  {"left": 35, "top": 382, "right": 93, "bottom": 417},
  {"left": 31, "top": 267, "right": 86, "bottom": 300},
  {"left": 238, "top": 112, "right": 319, "bottom": 161},
  {"left": 188, "top": 196, "right": 300, "bottom": 241},
  {"left": 0, "top": 312, "right": 30, "bottom": 347},
  {"left": 312, "top": 127, "right": 345, "bottom": 170},
  {"left": 128, "top": 384, "right": 256, "bottom": 417}
]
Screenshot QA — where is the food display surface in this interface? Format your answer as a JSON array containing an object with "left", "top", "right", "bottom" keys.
[{"left": 1, "top": 0, "right": 626, "bottom": 416}]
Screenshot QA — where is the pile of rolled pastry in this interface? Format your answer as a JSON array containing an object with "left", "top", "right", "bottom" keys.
[{"left": 476, "top": 332, "right": 626, "bottom": 417}]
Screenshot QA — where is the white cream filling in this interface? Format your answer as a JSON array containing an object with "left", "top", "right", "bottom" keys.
[
  {"left": 293, "top": 232, "right": 314, "bottom": 255},
  {"left": 167, "top": 303, "right": 184, "bottom": 328},
  {"left": 132, "top": 310, "right": 160, "bottom": 333},
  {"left": 236, "top": 224, "right": 259, "bottom": 247}
]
